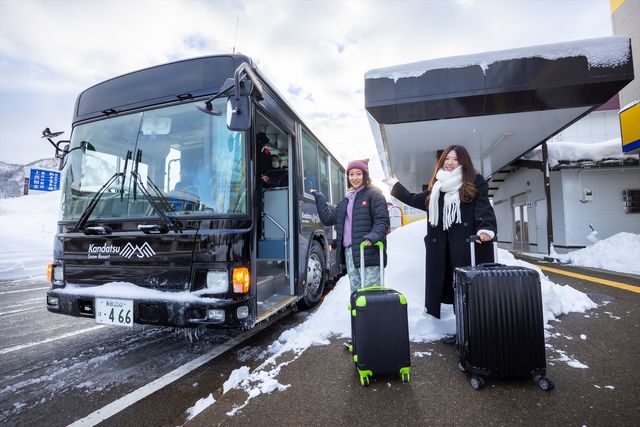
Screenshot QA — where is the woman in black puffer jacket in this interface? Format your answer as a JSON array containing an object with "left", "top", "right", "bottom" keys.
[{"left": 311, "top": 159, "right": 390, "bottom": 292}]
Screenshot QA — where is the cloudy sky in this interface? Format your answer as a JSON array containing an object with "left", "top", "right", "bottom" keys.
[{"left": 0, "top": 0, "right": 613, "bottom": 178}]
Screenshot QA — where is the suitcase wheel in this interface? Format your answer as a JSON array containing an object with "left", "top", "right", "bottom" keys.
[
  {"left": 457, "top": 361, "right": 466, "bottom": 372},
  {"left": 359, "top": 374, "right": 370, "bottom": 387},
  {"left": 358, "top": 369, "right": 372, "bottom": 387},
  {"left": 400, "top": 367, "right": 410, "bottom": 383},
  {"left": 538, "top": 377, "right": 554, "bottom": 391},
  {"left": 470, "top": 375, "right": 486, "bottom": 390}
]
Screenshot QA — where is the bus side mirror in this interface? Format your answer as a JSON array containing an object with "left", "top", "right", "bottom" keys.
[
  {"left": 226, "top": 95, "right": 251, "bottom": 131},
  {"left": 56, "top": 143, "right": 69, "bottom": 170}
]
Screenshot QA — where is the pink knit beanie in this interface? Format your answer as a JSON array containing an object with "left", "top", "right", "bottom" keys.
[{"left": 346, "top": 159, "right": 369, "bottom": 174}]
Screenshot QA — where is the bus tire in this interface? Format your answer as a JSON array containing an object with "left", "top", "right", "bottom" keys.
[{"left": 299, "top": 241, "right": 325, "bottom": 309}]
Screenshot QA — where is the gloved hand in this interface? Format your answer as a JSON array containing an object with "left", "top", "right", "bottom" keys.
[{"left": 382, "top": 176, "right": 399, "bottom": 188}]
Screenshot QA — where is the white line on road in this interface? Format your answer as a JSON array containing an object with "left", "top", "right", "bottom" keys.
[
  {"left": 0, "top": 325, "right": 106, "bottom": 355},
  {"left": 0, "top": 306, "right": 43, "bottom": 316},
  {"left": 2, "top": 297, "right": 42, "bottom": 308},
  {"left": 0, "top": 287, "right": 49, "bottom": 295},
  {"left": 68, "top": 323, "right": 271, "bottom": 427}
]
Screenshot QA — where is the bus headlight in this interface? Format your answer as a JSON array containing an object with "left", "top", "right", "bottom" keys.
[
  {"left": 47, "top": 264, "right": 64, "bottom": 282},
  {"left": 232, "top": 267, "right": 250, "bottom": 293},
  {"left": 206, "top": 271, "right": 228, "bottom": 293},
  {"left": 53, "top": 265, "right": 64, "bottom": 281}
]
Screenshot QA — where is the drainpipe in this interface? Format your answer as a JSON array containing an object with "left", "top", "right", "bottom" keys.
[{"left": 542, "top": 142, "right": 553, "bottom": 255}]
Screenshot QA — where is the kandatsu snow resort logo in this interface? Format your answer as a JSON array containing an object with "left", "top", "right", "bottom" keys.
[{"left": 87, "top": 242, "right": 156, "bottom": 260}]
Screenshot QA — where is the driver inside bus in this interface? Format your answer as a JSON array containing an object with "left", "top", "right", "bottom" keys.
[{"left": 170, "top": 152, "right": 204, "bottom": 211}]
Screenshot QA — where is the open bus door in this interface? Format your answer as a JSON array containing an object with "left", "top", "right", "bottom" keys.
[{"left": 254, "top": 114, "right": 295, "bottom": 319}]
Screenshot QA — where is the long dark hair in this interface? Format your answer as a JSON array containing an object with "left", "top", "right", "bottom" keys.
[{"left": 425, "top": 145, "right": 477, "bottom": 207}]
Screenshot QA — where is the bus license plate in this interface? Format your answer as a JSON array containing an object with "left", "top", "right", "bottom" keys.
[{"left": 95, "top": 298, "right": 134, "bottom": 327}]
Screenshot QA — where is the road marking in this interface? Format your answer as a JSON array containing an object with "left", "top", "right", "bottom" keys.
[
  {"left": 0, "top": 325, "right": 106, "bottom": 355},
  {"left": 0, "top": 306, "right": 42, "bottom": 316},
  {"left": 537, "top": 265, "right": 640, "bottom": 294},
  {"left": 0, "top": 287, "right": 49, "bottom": 295},
  {"left": 69, "top": 323, "right": 270, "bottom": 427},
  {"left": 2, "top": 297, "right": 42, "bottom": 307}
]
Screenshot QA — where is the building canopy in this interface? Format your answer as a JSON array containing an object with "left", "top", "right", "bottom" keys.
[{"left": 365, "top": 36, "right": 634, "bottom": 191}]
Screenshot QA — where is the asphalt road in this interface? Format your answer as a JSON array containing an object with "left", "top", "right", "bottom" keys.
[
  {"left": 0, "top": 278, "right": 267, "bottom": 426},
  {"left": 2, "top": 261, "right": 638, "bottom": 427}
]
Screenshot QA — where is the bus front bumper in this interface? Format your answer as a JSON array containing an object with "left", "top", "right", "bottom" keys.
[{"left": 46, "top": 289, "right": 254, "bottom": 329}]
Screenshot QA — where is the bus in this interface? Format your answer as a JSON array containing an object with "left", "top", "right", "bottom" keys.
[{"left": 43, "top": 54, "right": 346, "bottom": 330}]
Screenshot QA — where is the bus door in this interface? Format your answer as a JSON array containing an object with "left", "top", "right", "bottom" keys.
[{"left": 255, "top": 115, "right": 294, "bottom": 318}]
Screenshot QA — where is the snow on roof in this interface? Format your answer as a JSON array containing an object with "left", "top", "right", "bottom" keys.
[
  {"left": 366, "top": 36, "right": 631, "bottom": 82},
  {"left": 523, "top": 138, "right": 639, "bottom": 168}
]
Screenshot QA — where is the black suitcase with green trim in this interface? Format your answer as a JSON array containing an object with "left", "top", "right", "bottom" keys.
[{"left": 348, "top": 242, "right": 411, "bottom": 386}]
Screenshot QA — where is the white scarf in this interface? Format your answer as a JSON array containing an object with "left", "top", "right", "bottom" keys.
[{"left": 428, "top": 165, "right": 463, "bottom": 230}]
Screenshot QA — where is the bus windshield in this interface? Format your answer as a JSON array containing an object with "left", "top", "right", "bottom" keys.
[{"left": 60, "top": 100, "right": 247, "bottom": 221}]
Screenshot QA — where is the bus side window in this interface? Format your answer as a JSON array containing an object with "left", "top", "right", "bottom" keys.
[
  {"left": 301, "top": 130, "right": 318, "bottom": 194},
  {"left": 330, "top": 158, "right": 344, "bottom": 204},
  {"left": 318, "top": 150, "right": 330, "bottom": 197}
]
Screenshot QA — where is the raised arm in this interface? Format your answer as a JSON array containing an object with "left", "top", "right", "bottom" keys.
[
  {"left": 390, "top": 182, "right": 429, "bottom": 211},
  {"left": 311, "top": 191, "right": 337, "bottom": 226}
]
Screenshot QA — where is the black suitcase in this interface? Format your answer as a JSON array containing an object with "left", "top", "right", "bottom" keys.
[
  {"left": 348, "top": 241, "right": 411, "bottom": 386},
  {"left": 453, "top": 236, "right": 553, "bottom": 391}
]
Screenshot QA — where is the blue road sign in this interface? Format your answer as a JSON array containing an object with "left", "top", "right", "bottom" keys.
[{"left": 29, "top": 168, "right": 61, "bottom": 191}]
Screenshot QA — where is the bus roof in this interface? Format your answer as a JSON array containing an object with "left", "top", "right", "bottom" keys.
[
  {"left": 73, "top": 54, "right": 253, "bottom": 124},
  {"left": 72, "top": 54, "right": 345, "bottom": 171}
]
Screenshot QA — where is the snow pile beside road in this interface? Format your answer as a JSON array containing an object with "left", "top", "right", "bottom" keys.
[
  {"left": 185, "top": 393, "right": 215, "bottom": 421},
  {"left": 557, "top": 232, "right": 640, "bottom": 276},
  {"left": 0, "top": 192, "right": 60, "bottom": 280},
  {"left": 497, "top": 249, "right": 597, "bottom": 321}
]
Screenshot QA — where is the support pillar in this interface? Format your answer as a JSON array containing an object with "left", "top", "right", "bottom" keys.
[{"left": 541, "top": 142, "right": 553, "bottom": 254}]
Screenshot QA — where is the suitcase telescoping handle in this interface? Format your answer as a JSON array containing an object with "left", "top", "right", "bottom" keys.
[
  {"left": 359, "top": 241, "right": 384, "bottom": 289},
  {"left": 467, "top": 234, "right": 499, "bottom": 267}
]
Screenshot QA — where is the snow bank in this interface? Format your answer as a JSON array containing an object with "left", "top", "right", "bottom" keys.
[
  {"left": 0, "top": 192, "right": 60, "bottom": 280},
  {"left": 558, "top": 232, "right": 640, "bottom": 275},
  {"left": 185, "top": 393, "right": 215, "bottom": 421}
]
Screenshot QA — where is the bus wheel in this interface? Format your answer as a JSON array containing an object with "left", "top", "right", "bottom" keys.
[{"left": 299, "top": 241, "right": 325, "bottom": 309}]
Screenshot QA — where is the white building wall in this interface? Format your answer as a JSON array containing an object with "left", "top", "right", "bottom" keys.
[
  {"left": 555, "top": 167, "right": 640, "bottom": 250},
  {"left": 548, "top": 110, "right": 620, "bottom": 144}
]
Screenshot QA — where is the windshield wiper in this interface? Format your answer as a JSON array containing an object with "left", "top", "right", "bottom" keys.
[
  {"left": 74, "top": 172, "right": 123, "bottom": 233},
  {"left": 131, "top": 149, "right": 183, "bottom": 233},
  {"left": 119, "top": 150, "right": 132, "bottom": 200}
]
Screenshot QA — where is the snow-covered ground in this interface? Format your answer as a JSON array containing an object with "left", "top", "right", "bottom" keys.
[
  {"left": 555, "top": 232, "right": 640, "bottom": 276},
  {"left": 1, "top": 192, "right": 638, "bottom": 418},
  {"left": 0, "top": 191, "right": 59, "bottom": 280}
]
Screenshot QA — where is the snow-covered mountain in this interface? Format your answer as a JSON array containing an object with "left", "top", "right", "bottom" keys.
[{"left": 0, "top": 158, "right": 59, "bottom": 198}]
